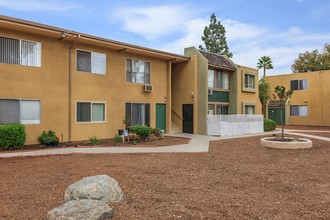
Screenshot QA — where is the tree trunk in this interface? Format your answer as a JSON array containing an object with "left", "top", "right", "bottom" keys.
[
  {"left": 262, "top": 103, "right": 266, "bottom": 118},
  {"left": 280, "top": 104, "right": 284, "bottom": 141},
  {"left": 263, "top": 67, "right": 266, "bottom": 78}
]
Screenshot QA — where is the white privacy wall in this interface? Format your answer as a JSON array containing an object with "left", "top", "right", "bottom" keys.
[{"left": 206, "top": 114, "right": 264, "bottom": 136}]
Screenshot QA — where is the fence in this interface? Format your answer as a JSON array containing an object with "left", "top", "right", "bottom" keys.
[{"left": 206, "top": 114, "right": 264, "bottom": 136}]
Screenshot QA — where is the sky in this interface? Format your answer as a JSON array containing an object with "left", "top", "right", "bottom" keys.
[{"left": 1, "top": 0, "right": 329, "bottom": 76}]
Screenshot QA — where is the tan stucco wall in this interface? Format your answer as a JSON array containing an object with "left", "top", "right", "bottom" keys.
[
  {"left": 236, "top": 66, "right": 262, "bottom": 114},
  {"left": 1, "top": 28, "right": 171, "bottom": 144},
  {"left": 171, "top": 56, "right": 197, "bottom": 132},
  {"left": 265, "top": 70, "right": 330, "bottom": 126}
]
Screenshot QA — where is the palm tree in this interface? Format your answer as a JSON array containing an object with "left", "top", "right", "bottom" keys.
[{"left": 257, "top": 56, "right": 274, "bottom": 78}]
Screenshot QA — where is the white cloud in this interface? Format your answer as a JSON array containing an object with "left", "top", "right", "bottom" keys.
[
  {"left": 0, "top": 0, "right": 81, "bottom": 12},
  {"left": 112, "top": 5, "right": 191, "bottom": 41},
  {"left": 222, "top": 19, "right": 268, "bottom": 40}
]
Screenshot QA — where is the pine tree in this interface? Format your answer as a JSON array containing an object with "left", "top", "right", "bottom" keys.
[{"left": 199, "top": 13, "right": 233, "bottom": 58}]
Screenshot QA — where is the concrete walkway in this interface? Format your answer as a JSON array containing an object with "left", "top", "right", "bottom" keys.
[
  {"left": 0, "top": 131, "right": 279, "bottom": 158},
  {"left": 1, "top": 129, "right": 329, "bottom": 158}
]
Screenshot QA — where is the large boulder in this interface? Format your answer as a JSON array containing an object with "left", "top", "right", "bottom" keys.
[
  {"left": 46, "top": 199, "right": 114, "bottom": 220},
  {"left": 64, "top": 175, "right": 123, "bottom": 203}
]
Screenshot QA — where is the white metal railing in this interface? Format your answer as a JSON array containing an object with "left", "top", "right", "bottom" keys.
[{"left": 206, "top": 114, "right": 264, "bottom": 136}]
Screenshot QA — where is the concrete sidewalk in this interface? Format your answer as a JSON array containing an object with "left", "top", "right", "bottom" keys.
[{"left": 0, "top": 131, "right": 279, "bottom": 158}]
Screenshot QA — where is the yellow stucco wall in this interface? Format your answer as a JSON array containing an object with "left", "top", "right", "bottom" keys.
[
  {"left": 265, "top": 70, "right": 330, "bottom": 126},
  {"left": 236, "top": 66, "right": 262, "bottom": 114},
  {"left": 1, "top": 28, "right": 171, "bottom": 144}
]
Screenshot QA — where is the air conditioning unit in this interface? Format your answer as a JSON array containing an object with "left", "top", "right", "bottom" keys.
[
  {"left": 143, "top": 84, "right": 153, "bottom": 92},
  {"left": 208, "top": 89, "right": 213, "bottom": 95}
]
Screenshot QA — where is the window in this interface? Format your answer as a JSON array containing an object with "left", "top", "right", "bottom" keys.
[
  {"left": 0, "top": 36, "right": 41, "bottom": 67},
  {"left": 125, "top": 103, "right": 150, "bottom": 126},
  {"left": 245, "top": 105, "right": 255, "bottom": 115},
  {"left": 244, "top": 74, "right": 255, "bottom": 89},
  {"left": 290, "top": 79, "right": 307, "bottom": 90},
  {"left": 126, "top": 59, "right": 150, "bottom": 84},
  {"left": 208, "top": 104, "right": 229, "bottom": 115},
  {"left": 208, "top": 69, "right": 229, "bottom": 89},
  {"left": 76, "top": 50, "right": 106, "bottom": 74},
  {"left": 0, "top": 99, "right": 40, "bottom": 124},
  {"left": 76, "top": 102, "right": 105, "bottom": 122},
  {"left": 290, "top": 105, "right": 308, "bottom": 116}
]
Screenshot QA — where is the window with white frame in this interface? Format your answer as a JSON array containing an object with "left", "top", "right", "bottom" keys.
[
  {"left": 126, "top": 59, "right": 150, "bottom": 84},
  {"left": 0, "top": 99, "right": 41, "bottom": 124},
  {"left": 76, "top": 102, "right": 105, "bottom": 122},
  {"left": 290, "top": 105, "right": 308, "bottom": 116},
  {"left": 244, "top": 105, "right": 255, "bottom": 114},
  {"left": 244, "top": 74, "right": 255, "bottom": 89},
  {"left": 125, "top": 103, "right": 150, "bottom": 126},
  {"left": 76, "top": 50, "right": 106, "bottom": 74},
  {"left": 208, "top": 104, "right": 229, "bottom": 115},
  {"left": 208, "top": 69, "right": 229, "bottom": 89},
  {"left": 290, "top": 79, "right": 307, "bottom": 90},
  {"left": 0, "top": 36, "right": 41, "bottom": 67}
]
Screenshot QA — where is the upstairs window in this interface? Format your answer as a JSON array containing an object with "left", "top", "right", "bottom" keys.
[
  {"left": 126, "top": 59, "right": 150, "bottom": 84},
  {"left": 0, "top": 36, "right": 41, "bottom": 67},
  {"left": 290, "top": 79, "right": 307, "bottom": 90},
  {"left": 76, "top": 50, "right": 106, "bottom": 74},
  {"left": 208, "top": 69, "right": 229, "bottom": 89},
  {"left": 244, "top": 74, "right": 255, "bottom": 89}
]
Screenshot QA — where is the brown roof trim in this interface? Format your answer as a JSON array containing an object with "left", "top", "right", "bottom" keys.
[
  {"left": 0, "top": 15, "right": 190, "bottom": 62},
  {"left": 199, "top": 50, "right": 236, "bottom": 71}
]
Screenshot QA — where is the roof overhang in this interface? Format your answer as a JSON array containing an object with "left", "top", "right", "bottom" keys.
[{"left": 0, "top": 15, "right": 190, "bottom": 63}]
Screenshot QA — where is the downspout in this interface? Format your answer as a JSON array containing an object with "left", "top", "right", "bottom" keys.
[{"left": 68, "top": 34, "right": 80, "bottom": 142}]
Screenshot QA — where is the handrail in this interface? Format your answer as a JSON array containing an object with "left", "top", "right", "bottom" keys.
[{"left": 171, "top": 109, "right": 182, "bottom": 120}]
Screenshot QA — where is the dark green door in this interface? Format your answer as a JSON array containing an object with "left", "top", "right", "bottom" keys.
[
  {"left": 156, "top": 104, "right": 166, "bottom": 132},
  {"left": 268, "top": 108, "right": 285, "bottom": 125}
]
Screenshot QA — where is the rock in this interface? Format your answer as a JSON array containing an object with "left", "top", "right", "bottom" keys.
[
  {"left": 64, "top": 175, "right": 123, "bottom": 203},
  {"left": 46, "top": 199, "right": 114, "bottom": 220}
]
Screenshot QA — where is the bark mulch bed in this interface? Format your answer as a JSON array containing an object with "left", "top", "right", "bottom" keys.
[
  {"left": 0, "top": 136, "right": 329, "bottom": 219},
  {"left": 0, "top": 136, "right": 190, "bottom": 153}
]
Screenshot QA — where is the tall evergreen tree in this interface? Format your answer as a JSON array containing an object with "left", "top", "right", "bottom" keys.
[
  {"left": 199, "top": 13, "right": 233, "bottom": 58},
  {"left": 257, "top": 56, "right": 274, "bottom": 78}
]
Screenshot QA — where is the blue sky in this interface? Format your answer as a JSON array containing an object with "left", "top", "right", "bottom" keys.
[{"left": 1, "top": 0, "right": 329, "bottom": 76}]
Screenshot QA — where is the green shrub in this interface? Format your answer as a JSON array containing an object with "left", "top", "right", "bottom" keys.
[
  {"left": 38, "top": 130, "right": 59, "bottom": 146},
  {"left": 88, "top": 135, "right": 101, "bottom": 145},
  {"left": 0, "top": 124, "right": 26, "bottom": 150},
  {"left": 131, "top": 125, "right": 152, "bottom": 140},
  {"left": 114, "top": 135, "right": 123, "bottom": 143},
  {"left": 264, "top": 118, "right": 276, "bottom": 131}
]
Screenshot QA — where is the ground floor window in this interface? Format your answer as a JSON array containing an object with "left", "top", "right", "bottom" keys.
[
  {"left": 208, "top": 104, "right": 229, "bottom": 115},
  {"left": 0, "top": 99, "right": 40, "bottom": 124},
  {"left": 290, "top": 105, "right": 308, "bottom": 116},
  {"left": 244, "top": 105, "right": 255, "bottom": 115},
  {"left": 125, "top": 103, "right": 150, "bottom": 126},
  {"left": 76, "top": 102, "right": 105, "bottom": 122}
]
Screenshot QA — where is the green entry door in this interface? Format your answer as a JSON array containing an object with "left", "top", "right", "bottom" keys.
[
  {"left": 268, "top": 108, "right": 285, "bottom": 125},
  {"left": 156, "top": 104, "right": 166, "bottom": 132}
]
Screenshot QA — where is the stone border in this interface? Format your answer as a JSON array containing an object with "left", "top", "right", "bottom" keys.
[{"left": 260, "top": 137, "right": 312, "bottom": 149}]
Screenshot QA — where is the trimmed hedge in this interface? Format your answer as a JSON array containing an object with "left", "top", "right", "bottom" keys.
[
  {"left": 0, "top": 124, "right": 26, "bottom": 150},
  {"left": 264, "top": 118, "right": 276, "bottom": 131},
  {"left": 38, "top": 130, "right": 59, "bottom": 146},
  {"left": 131, "top": 125, "right": 152, "bottom": 140}
]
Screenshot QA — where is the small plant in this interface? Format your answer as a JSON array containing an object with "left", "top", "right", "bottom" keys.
[
  {"left": 38, "top": 130, "right": 59, "bottom": 146},
  {"left": 133, "top": 140, "right": 138, "bottom": 145},
  {"left": 88, "top": 135, "right": 101, "bottom": 146},
  {"left": 152, "top": 128, "right": 164, "bottom": 139},
  {"left": 264, "top": 118, "right": 276, "bottom": 131},
  {"left": 131, "top": 125, "right": 152, "bottom": 141},
  {"left": 114, "top": 135, "right": 123, "bottom": 143},
  {"left": 0, "top": 124, "right": 26, "bottom": 150}
]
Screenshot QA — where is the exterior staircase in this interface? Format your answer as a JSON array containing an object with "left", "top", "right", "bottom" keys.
[{"left": 170, "top": 121, "right": 182, "bottom": 134}]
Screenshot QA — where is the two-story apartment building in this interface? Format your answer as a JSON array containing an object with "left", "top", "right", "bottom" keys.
[
  {"left": 265, "top": 70, "right": 330, "bottom": 126},
  {"left": 0, "top": 16, "right": 261, "bottom": 144}
]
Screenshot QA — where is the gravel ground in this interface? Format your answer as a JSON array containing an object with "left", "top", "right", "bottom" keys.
[
  {"left": 295, "top": 132, "right": 330, "bottom": 138},
  {"left": 0, "top": 135, "right": 329, "bottom": 220}
]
